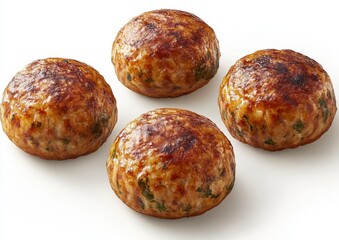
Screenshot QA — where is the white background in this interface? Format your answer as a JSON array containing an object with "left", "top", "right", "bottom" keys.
[{"left": 1, "top": 0, "right": 338, "bottom": 239}]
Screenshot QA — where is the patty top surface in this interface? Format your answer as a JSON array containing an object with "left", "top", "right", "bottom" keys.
[
  {"left": 3, "top": 58, "right": 115, "bottom": 115},
  {"left": 225, "top": 49, "right": 333, "bottom": 108},
  {"left": 114, "top": 9, "right": 218, "bottom": 62},
  {"left": 219, "top": 49, "right": 336, "bottom": 150},
  {"left": 112, "top": 9, "right": 220, "bottom": 97},
  {"left": 107, "top": 108, "right": 235, "bottom": 218},
  {"left": 1, "top": 58, "right": 117, "bottom": 159}
]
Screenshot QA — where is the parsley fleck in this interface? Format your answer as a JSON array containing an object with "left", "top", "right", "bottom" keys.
[
  {"left": 319, "top": 98, "right": 329, "bottom": 123},
  {"left": 196, "top": 186, "right": 219, "bottom": 199},
  {"left": 111, "top": 149, "right": 117, "bottom": 159},
  {"left": 183, "top": 204, "right": 192, "bottom": 213},
  {"left": 243, "top": 114, "right": 254, "bottom": 131},
  {"left": 156, "top": 201, "right": 167, "bottom": 212},
  {"left": 45, "top": 147, "right": 53, "bottom": 152},
  {"left": 138, "top": 178, "right": 154, "bottom": 202},
  {"left": 92, "top": 114, "right": 110, "bottom": 138},
  {"left": 293, "top": 120, "right": 305, "bottom": 133},
  {"left": 126, "top": 72, "right": 132, "bottom": 81},
  {"left": 225, "top": 179, "right": 235, "bottom": 196},
  {"left": 264, "top": 138, "right": 275, "bottom": 146}
]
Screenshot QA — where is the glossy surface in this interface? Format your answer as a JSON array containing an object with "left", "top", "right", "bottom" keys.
[
  {"left": 107, "top": 108, "right": 235, "bottom": 218},
  {"left": 1, "top": 58, "right": 118, "bottom": 159},
  {"left": 1, "top": 1, "right": 339, "bottom": 240},
  {"left": 112, "top": 9, "right": 220, "bottom": 97},
  {"left": 219, "top": 49, "right": 336, "bottom": 150}
]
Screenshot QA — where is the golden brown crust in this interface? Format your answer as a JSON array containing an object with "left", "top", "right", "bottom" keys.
[
  {"left": 106, "top": 108, "right": 235, "bottom": 218},
  {"left": 112, "top": 9, "right": 220, "bottom": 98},
  {"left": 218, "top": 49, "right": 337, "bottom": 151},
  {"left": 0, "top": 58, "right": 118, "bottom": 160}
]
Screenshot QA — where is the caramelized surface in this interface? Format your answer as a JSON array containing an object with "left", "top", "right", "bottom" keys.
[
  {"left": 219, "top": 49, "right": 336, "bottom": 150},
  {"left": 107, "top": 108, "right": 235, "bottom": 218},
  {"left": 1, "top": 58, "right": 118, "bottom": 160},
  {"left": 112, "top": 9, "right": 220, "bottom": 97}
]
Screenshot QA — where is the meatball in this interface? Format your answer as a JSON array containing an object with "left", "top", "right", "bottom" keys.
[
  {"left": 111, "top": 9, "right": 220, "bottom": 98},
  {"left": 106, "top": 108, "right": 235, "bottom": 218},
  {"left": 0, "top": 58, "right": 118, "bottom": 160},
  {"left": 218, "top": 49, "right": 337, "bottom": 151}
]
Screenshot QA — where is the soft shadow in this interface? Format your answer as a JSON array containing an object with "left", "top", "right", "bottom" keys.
[
  {"left": 133, "top": 177, "right": 254, "bottom": 238},
  {"left": 27, "top": 133, "right": 116, "bottom": 189}
]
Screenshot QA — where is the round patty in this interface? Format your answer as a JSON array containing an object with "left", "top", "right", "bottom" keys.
[
  {"left": 111, "top": 9, "right": 220, "bottom": 98},
  {"left": 106, "top": 108, "right": 235, "bottom": 218},
  {"left": 0, "top": 58, "right": 118, "bottom": 160},
  {"left": 218, "top": 49, "right": 337, "bottom": 151}
]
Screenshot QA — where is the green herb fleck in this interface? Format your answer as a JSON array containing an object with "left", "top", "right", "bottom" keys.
[
  {"left": 196, "top": 186, "right": 219, "bottom": 199},
  {"left": 138, "top": 178, "right": 154, "bottom": 202},
  {"left": 156, "top": 201, "right": 167, "bottom": 212},
  {"left": 111, "top": 149, "right": 117, "bottom": 159},
  {"left": 116, "top": 178, "right": 122, "bottom": 194},
  {"left": 126, "top": 72, "right": 132, "bottom": 81},
  {"left": 293, "top": 120, "right": 305, "bottom": 133},
  {"left": 225, "top": 179, "right": 235, "bottom": 196},
  {"left": 319, "top": 98, "right": 329, "bottom": 123},
  {"left": 92, "top": 114, "right": 110, "bottom": 138},
  {"left": 145, "top": 78, "right": 154, "bottom": 83},
  {"left": 264, "top": 138, "right": 275, "bottom": 146},
  {"left": 243, "top": 114, "right": 253, "bottom": 131},
  {"left": 194, "top": 64, "right": 211, "bottom": 81},
  {"left": 183, "top": 204, "right": 192, "bottom": 213},
  {"left": 45, "top": 147, "right": 53, "bottom": 152},
  {"left": 92, "top": 122, "right": 102, "bottom": 138},
  {"left": 195, "top": 58, "right": 218, "bottom": 81},
  {"left": 62, "top": 138, "right": 70, "bottom": 145},
  {"left": 195, "top": 65, "right": 205, "bottom": 81}
]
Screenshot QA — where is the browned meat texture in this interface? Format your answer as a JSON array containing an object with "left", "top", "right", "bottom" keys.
[
  {"left": 1, "top": 58, "right": 118, "bottom": 160},
  {"left": 107, "top": 108, "right": 235, "bottom": 218},
  {"left": 219, "top": 49, "right": 336, "bottom": 150},
  {"left": 112, "top": 9, "right": 220, "bottom": 98}
]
